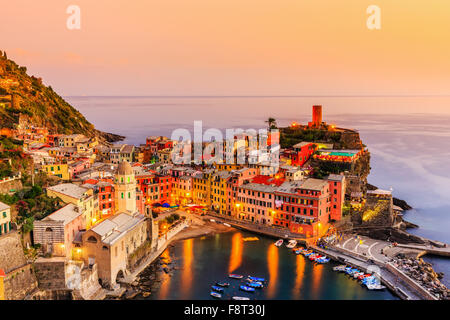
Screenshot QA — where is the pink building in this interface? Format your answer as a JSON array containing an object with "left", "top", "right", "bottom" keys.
[{"left": 235, "top": 183, "right": 277, "bottom": 224}]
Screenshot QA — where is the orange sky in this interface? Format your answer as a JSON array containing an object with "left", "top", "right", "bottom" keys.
[{"left": 1, "top": 0, "right": 449, "bottom": 96}]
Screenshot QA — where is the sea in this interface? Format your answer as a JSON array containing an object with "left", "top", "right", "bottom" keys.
[{"left": 66, "top": 96, "right": 450, "bottom": 299}]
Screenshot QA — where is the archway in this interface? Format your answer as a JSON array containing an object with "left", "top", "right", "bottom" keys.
[{"left": 116, "top": 269, "right": 125, "bottom": 283}]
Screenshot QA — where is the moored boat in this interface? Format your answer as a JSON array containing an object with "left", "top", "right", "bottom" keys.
[
  {"left": 216, "top": 281, "right": 230, "bottom": 287},
  {"left": 248, "top": 276, "right": 266, "bottom": 282},
  {"left": 275, "top": 239, "right": 284, "bottom": 247},
  {"left": 229, "top": 274, "right": 244, "bottom": 279},
  {"left": 223, "top": 223, "right": 231, "bottom": 227},
  {"left": 367, "top": 283, "right": 386, "bottom": 290},
  {"left": 239, "top": 285, "right": 255, "bottom": 292},
  {"left": 315, "top": 257, "right": 330, "bottom": 264},
  {"left": 211, "top": 285, "right": 224, "bottom": 292},
  {"left": 333, "top": 265, "right": 347, "bottom": 272},
  {"left": 210, "top": 291, "right": 222, "bottom": 298},
  {"left": 286, "top": 240, "right": 297, "bottom": 249},
  {"left": 232, "top": 296, "right": 250, "bottom": 300},
  {"left": 246, "top": 281, "right": 263, "bottom": 289}
]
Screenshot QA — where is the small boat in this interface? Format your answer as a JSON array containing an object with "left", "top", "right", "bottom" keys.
[
  {"left": 309, "top": 254, "right": 321, "bottom": 261},
  {"left": 333, "top": 265, "right": 347, "bottom": 272},
  {"left": 239, "top": 285, "right": 255, "bottom": 292},
  {"left": 209, "top": 219, "right": 216, "bottom": 223},
  {"left": 223, "top": 223, "right": 231, "bottom": 227},
  {"left": 358, "top": 274, "right": 372, "bottom": 281},
  {"left": 294, "top": 248, "right": 305, "bottom": 255},
  {"left": 216, "top": 281, "right": 230, "bottom": 287},
  {"left": 275, "top": 239, "right": 284, "bottom": 247},
  {"left": 210, "top": 291, "right": 222, "bottom": 298},
  {"left": 229, "top": 274, "right": 244, "bottom": 279},
  {"left": 232, "top": 296, "right": 250, "bottom": 300},
  {"left": 367, "top": 284, "right": 386, "bottom": 290},
  {"left": 211, "top": 286, "right": 224, "bottom": 293},
  {"left": 316, "top": 257, "right": 330, "bottom": 264},
  {"left": 286, "top": 240, "right": 297, "bottom": 249},
  {"left": 248, "top": 276, "right": 266, "bottom": 282},
  {"left": 353, "top": 272, "right": 364, "bottom": 279},
  {"left": 246, "top": 282, "right": 263, "bottom": 289},
  {"left": 304, "top": 251, "right": 314, "bottom": 257}
]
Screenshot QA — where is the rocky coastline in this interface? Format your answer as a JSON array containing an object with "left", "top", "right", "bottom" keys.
[{"left": 392, "top": 255, "right": 449, "bottom": 300}]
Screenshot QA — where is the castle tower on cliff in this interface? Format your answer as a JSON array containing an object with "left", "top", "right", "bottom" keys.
[{"left": 308, "top": 105, "right": 326, "bottom": 128}]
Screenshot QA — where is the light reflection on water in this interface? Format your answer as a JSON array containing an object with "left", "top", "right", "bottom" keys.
[
  {"left": 66, "top": 96, "right": 450, "bottom": 297},
  {"left": 150, "top": 231, "right": 396, "bottom": 300},
  {"left": 228, "top": 232, "right": 243, "bottom": 274},
  {"left": 266, "top": 244, "right": 279, "bottom": 299},
  {"left": 180, "top": 238, "right": 193, "bottom": 298}
]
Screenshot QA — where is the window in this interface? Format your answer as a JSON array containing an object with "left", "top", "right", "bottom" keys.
[{"left": 87, "top": 236, "right": 97, "bottom": 243}]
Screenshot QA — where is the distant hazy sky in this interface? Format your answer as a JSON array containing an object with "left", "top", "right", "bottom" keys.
[{"left": 1, "top": 1, "right": 450, "bottom": 97}]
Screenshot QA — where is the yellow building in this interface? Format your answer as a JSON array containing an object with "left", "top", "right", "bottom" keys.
[
  {"left": 210, "top": 171, "right": 231, "bottom": 215},
  {"left": 0, "top": 202, "right": 11, "bottom": 236},
  {"left": 157, "top": 148, "right": 172, "bottom": 164},
  {"left": 62, "top": 134, "right": 86, "bottom": 148},
  {"left": 47, "top": 183, "right": 98, "bottom": 229},
  {"left": 192, "top": 169, "right": 214, "bottom": 207},
  {"left": 42, "top": 163, "right": 70, "bottom": 180}
]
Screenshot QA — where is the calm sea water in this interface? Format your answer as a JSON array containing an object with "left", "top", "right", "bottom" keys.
[
  {"left": 66, "top": 96, "right": 450, "bottom": 296},
  {"left": 148, "top": 230, "right": 396, "bottom": 300}
]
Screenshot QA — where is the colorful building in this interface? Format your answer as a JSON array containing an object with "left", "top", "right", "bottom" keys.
[
  {"left": 42, "top": 163, "right": 70, "bottom": 180},
  {"left": 0, "top": 202, "right": 11, "bottom": 236}
]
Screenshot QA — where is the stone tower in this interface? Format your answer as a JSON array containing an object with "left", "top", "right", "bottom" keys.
[{"left": 115, "top": 161, "right": 137, "bottom": 214}]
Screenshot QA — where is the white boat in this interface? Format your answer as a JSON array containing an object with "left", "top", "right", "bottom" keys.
[
  {"left": 210, "top": 219, "right": 216, "bottom": 223},
  {"left": 286, "top": 240, "right": 297, "bottom": 249},
  {"left": 333, "top": 265, "right": 347, "bottom": 272},
  {"left": 274, "top": 239, "right": 284, "bottom": 247},
  {"left": 232, "top": 296, "right": 250, "bottom": 300},
  {"left": 367, "top": 284, "right": 386, "bottom": 290},
  {"left": 223, "top": 223, "right": 231, "bottom": 227}
]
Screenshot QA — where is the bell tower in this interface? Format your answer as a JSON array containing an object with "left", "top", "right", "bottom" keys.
[{"left": 115, "top": 161, "right": 137, "bottom": 214}]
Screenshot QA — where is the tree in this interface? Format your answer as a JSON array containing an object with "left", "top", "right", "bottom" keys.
[{"left": 265, "top": 117, "right": 277, "bottom": 129}]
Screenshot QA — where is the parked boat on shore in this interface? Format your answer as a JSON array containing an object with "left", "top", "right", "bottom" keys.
[
  {"left": 229, "top": 274, "right": 244, "bottom": 279},
  {"left": 210, "top": 291, "right": 222, "bottom": 298}
]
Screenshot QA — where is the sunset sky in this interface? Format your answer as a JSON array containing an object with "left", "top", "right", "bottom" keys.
[{"left": 1, "top": 0, "right": 450, "bottom": 96}]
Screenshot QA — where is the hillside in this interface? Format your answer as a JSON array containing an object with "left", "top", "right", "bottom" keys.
[{"left": 0, "top": 50, "right": 123, "bottom": 142}]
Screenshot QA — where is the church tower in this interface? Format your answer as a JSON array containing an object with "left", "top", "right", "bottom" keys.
[{"left": 115, "top": 161, "right": 137, "bottom": 214}]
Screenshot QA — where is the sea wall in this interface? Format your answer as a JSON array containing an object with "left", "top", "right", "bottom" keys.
[
  {"left": 0, "top": 231, "right": 38, "bottom": 300},
  {"left": 386, "top": 262, "right": 437, "bottom": 300},
  {"left": 33, "top": 257, "right": 102, "bottom": 300}
]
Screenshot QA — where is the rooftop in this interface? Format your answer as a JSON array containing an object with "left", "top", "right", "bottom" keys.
[
  {"left": 90, "top": 213, "right": 145, "bottom": 245},
  {"left": 0, "top": 201, "right": 10, "bottom": 211},
  {"left": 47, "top": 183, "right": 89, "bottom": 199},
  {"left": 43, "top": 203, "right": 82, "bottom": 225}
]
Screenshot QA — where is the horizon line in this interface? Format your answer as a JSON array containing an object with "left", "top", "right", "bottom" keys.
[{"left": 64, "top": 94, "right": 450, "bottom": 99}]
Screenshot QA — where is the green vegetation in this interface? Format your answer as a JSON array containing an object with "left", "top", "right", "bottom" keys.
[
  {"left": 0, "top": 51, "right": 96, "bottom": 136},
  {"left": 0, "top": 137, "right": 30, "bottom": 179},
  {"left": 280, "top": 128, "right": 330, "bottom": 148},
  {"left": 265, "top": 117, "right": 278, "bottom": 130},
  {"left": 0, "top": 185, "right": 63, "bottom": 234}
]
